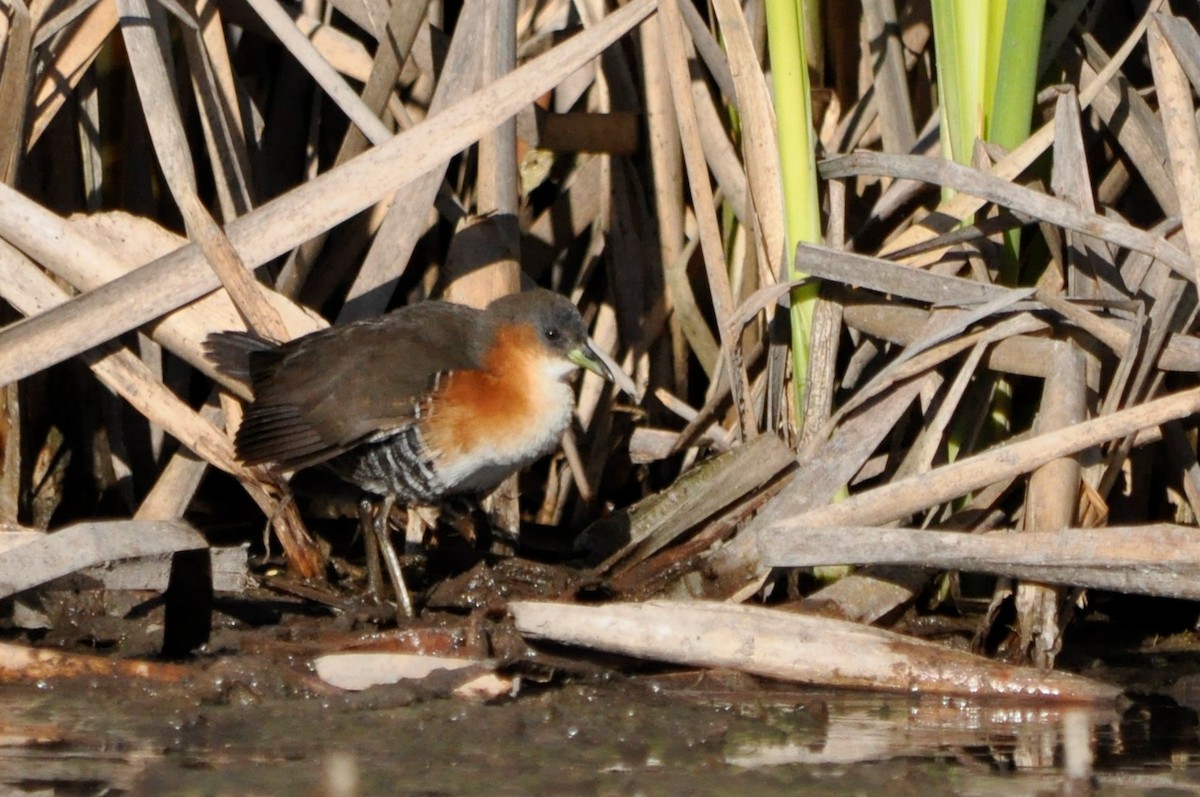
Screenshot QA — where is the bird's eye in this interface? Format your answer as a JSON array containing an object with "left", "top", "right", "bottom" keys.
[{"left": 544, "top": 327, "right": 560, "bottom": 340}]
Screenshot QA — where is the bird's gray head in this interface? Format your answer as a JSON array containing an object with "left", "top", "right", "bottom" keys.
[{"left": 484, "top": 289, "right": 611, "bottom": 380}]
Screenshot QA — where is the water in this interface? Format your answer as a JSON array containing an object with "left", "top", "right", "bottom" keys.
[{"left": 2, "top": 674, "right": 1198, "bottom": 796}]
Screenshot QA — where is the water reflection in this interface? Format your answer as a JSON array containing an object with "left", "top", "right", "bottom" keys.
[
  {"left": 724, "top": 693, "right": 1118, "bottom": 769},
  {"left": 720, "top": 689, "right": 1200, "bottom": 795},
  {"left": 3, "top": 680, "right": 1200, "bottom": 796}
]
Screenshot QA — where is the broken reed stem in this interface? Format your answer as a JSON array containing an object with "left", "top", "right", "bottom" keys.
[{"left": 770, "top": 385, "right": 1200, "bottom": 533}]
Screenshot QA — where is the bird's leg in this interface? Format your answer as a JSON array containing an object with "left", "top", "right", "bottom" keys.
[
  {"left": 358, "top": 497, "right": 385, "bottom": 603},
  {"left": 373, "top": 494, "right": 415, "bottom": 618}
]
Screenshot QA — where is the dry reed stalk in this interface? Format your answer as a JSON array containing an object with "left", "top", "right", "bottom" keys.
[
  {"left": 0, "top": 0, "right": 1197, "bottom": 687},
  {"left": 1149, "top": 15, "right": 1200, "bottom": 277},
  {"left": 761, "top": 525, "right": 1200, "bottom": 601},
  {"left": 1012, "top": 343, "right": 1087, "bottom": 668},
  {"left": 118, "top": 0, "right": 288, "bottom": 339},
  {"left": 878, "top": 0, "right": 1165, "bottom": 262},
  {"left": 0, "top": 0, "right": 656, "bottom": 386}
]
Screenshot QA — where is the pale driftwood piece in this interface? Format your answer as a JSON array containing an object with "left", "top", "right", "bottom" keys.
[
  {"left": 876, "top": 0, "right": 1163, "bottom": 264},
  {"left": 0, "top": 531, "right": 44, "bottom": 552},
  {"left": 823, "top": 153, "right": 1195, "bottom": 280},
  {"left": 510, "top": 600, "right": 1122, "bottom": 702},
  {"left": 0, "top": 519, "right": 206, "bottom": 599},
  {"left": 1148, "top": 16, "right": 1200, "bottom": 270},
  {"left": 692, "top": 375, "right": 936, "bottom": 599},
  {"left": 314, "top": 653, "right": 473, "bottom": 689},
  {"left": 313, "top": 652, "right": 510, "bottom": 698},
  {"left": 576, "top": 432, "right": 794, "bottom": 573},
  {"left": 0, "top": 0, "right": 656, "bottom": 387},
  {"left": 1015, "top": 343, "right": 1087, "bottom": 668},
  {"left": 659, "top": 0, "right": 753, "bottom": 439},
  {"left": 758, "top": 525, "right": 1200, "bottom": 601}
]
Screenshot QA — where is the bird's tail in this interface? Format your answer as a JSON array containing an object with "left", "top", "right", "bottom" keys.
[{"left": 203, "top": 331, "right": 279, "bottom": 389}]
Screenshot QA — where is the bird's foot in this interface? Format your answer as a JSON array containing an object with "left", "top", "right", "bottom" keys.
[{"left": 358, "top": 496, "right": 415, "bottom": 619}]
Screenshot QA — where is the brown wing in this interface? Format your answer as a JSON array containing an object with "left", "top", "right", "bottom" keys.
[{"left": 233, "top": 302, "right": 485, "bottom": 470}]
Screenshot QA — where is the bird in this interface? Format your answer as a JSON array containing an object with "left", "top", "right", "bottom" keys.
[{"left": 205, "top": 288, "right": 612, "bottom": 617}]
